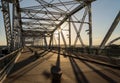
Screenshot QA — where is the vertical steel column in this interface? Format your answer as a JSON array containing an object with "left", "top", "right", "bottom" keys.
[
  {"left": 44, "top": 36, "right": 48, "bottom": 49},
  {"left": 88, "top": 4, "right": 92, "bottom": 48},
  {"left": 49, "top": 34, "right": 53, "bottom": 49},
  {"left": 1, "top": 0, "right": 12, "bottom": 51},
  {"left": 61, "top": 31, "right": 67, "bottom": 48},
  {"left": 17, "top": 0, "right": 22, "bottom": 48},
  {"left": 69, "top": 17, "right": 71, "bottom": 47},
  {"left": 13, "top": 0, "right": 22, "bottom": 49},
  {"left": 58, "top": 28, "right": 60, "bottom": 54},
  {"left": 12, "top": 3, "right": 17, "bottom": 49}
]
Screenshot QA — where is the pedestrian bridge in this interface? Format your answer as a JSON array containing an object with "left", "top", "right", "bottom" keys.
[
  {"left": 0, "top": 47, "right": 120, "bottom": 83},
  {"left": 0, "top": 0, "right": 120, "bottom": 83}
]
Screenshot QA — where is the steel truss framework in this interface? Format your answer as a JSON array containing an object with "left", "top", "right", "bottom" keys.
[
  {"left": 1, "top": 0, "right": 120, "bottom": 53},
  {"left": 1, "top": 0, "right": 12, "bottom": 51}
]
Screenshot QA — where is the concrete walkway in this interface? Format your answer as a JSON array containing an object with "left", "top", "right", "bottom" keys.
[{"left": 3, "top": 47, "right": 120, "bottom": 83}]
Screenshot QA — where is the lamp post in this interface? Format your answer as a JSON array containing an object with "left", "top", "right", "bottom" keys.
[
  {"left": 51, "top": 28, "right": 62, "bottom": 81},
  {"left": 58, "top": 28, "right": 61, "bottom": 55}
]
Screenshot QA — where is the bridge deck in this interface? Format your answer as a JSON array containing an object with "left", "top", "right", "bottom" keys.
[{"left": 3, "top": 47, "right": 120, "bottom": 83}]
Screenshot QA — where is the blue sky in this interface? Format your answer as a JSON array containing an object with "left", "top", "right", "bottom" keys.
[
  {"left": 92, "top": 0, "right": 120, "bottom": 45},
  {"left": 0, "top": 0, "right": 120, "bottom": 46}
]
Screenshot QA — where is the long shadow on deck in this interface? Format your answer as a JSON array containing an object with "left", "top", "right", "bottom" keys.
[
  {"left": 42, "top": 52, "right": 62, "bottom": 83},
  {"left": 9, "top": 50, "right": 48, "bottom": 75},
  {"left": 72, "top": 52, "right": 120, "bottom": 77},
  {"left": 81, "top": 60, "right": 117, "bottom": 83},
  {"left": 69, "top": 57, "right": 89, "bottom": 83},
  {"left": 71, "top": 52, "right": 118, "bottom": 83},
  {"left": 51, "top": 49, "right": 62, "bottom": 83},
  {"left": 51, "top": 50, "right": 120, "bottom": 79},
  {"left": 4, "top": 50, "right": 54, "bottom": 83}
]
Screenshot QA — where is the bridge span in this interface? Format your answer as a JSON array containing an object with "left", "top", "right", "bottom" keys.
[
  {"left": 0, "top": 46, "right": 120, "bottom": 83},
  {"left": 0, "top": 0, "right": 120, "bottom": 83}
]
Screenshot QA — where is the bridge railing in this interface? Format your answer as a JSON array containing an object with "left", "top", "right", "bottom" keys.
[
  {"left": 26, "top": 46, "right": 120, "bottom": 66},
  {"left": 33, "top": 45, "right": 120, "bottom": 57},
  {"left": 0, "top": 48, "right": 22, "bottom": 82},
  {"left": 44, "top": 46, "right": 120, "bottom": 66}
]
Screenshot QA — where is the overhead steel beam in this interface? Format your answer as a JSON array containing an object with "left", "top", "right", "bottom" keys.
[
  {"left": 22, "top": 22, "right": 57, "bottom": 26},
  {"left": 99, "top": 11, "right": 120, "bottom": 49},
  {"left": 22, "top": 32, "right": 43, "bottom": 35},
  {"left": 21, "top": 17, "right": 89, "bottom": 24},
  {"left": 22, "top": 30, "right": 52, "bottom": 37},
  {"left": 20, "top": 8, "right": 67, "bottom": 15},
  {"left": 23, "top": 28, "right": 52, "bottom": 31},
  {"left": 22, "top": 32, "right": 43, "bottom": 38},
  {"left": 22, "top": 25, "right": 51, "bottom": 31},
  {"left": 23, "top": 35, "right": 42, "bottom": 38},
  {"left": 23, "top": 1, "right": 79, "bottom": 9},
  {"left": 52, "top": 0, "right": 95, "bottom": 33},
  {"left": 22, "top": 30, "right": 51, "bottom": 33},
  {"left": 22, "top": 27, "right": 46, "bottom": 30},
  {"left": 35, "top": 0, "right": 65, "bottom": 13},
  {"left": 23, "top": 35, "right": 43, "bottom": 38}
]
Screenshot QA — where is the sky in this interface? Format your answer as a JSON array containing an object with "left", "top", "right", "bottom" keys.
[{"left": 0, "top": 0, "right": 120, "bottom": 46}]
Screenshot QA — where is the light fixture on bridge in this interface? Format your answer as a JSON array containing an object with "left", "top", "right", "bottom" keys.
[
  {"left": 58, "top": 28, "right": 61, "bottom": 33},
  {"left": 45, "top": 33, "right": 51, "bottom": 36}
]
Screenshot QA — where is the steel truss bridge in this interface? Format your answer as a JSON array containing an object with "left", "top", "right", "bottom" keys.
[{"left": 0, "top": 0, "right": 120, "bottom": 83}]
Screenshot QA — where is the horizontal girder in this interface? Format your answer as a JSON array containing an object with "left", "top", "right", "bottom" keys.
[
  {"left": 21, "top": 17, "right": 89, "bottom": 24},
  {"left": 22, "top": 22, "right": 57, "bottom": 27},
  {"left": 22, "top": 30, "right": 52, "bottom": 37},
  {"left": 22, "top": 1, "right": 79, "bottom": 9},
  {"left": 20, "top": 8, "right": 67, "bottom": 15}
]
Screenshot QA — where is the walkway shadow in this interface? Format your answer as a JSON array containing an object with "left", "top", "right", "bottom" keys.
[
  {"left": 41, "top": 50, "right": 62, "bottom": 83},
  {"left": 50, "top": 49, "right": 62, "bottom": 83},
  {"left": 9, "top": 49, "right": 49, "bottom": 75},
  {"left": 69, "top": 57, "right": 89, "bottom": 83},
  {"left": 103, "top": 68, "right": 120, "bottom": 77},
  {"left": 80, "top": 60, "right": 117, "bottom": 83},
  {"left": 69, "top": 51, "right": 117, "bottom": 83},
  {"left": 5, "top": 52, "right": 53, "bottom": 83}
]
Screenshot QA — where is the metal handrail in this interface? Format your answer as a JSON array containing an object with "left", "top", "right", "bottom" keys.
[{"left": 0, "top": 48, "right": 22, "bottom": 81}]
